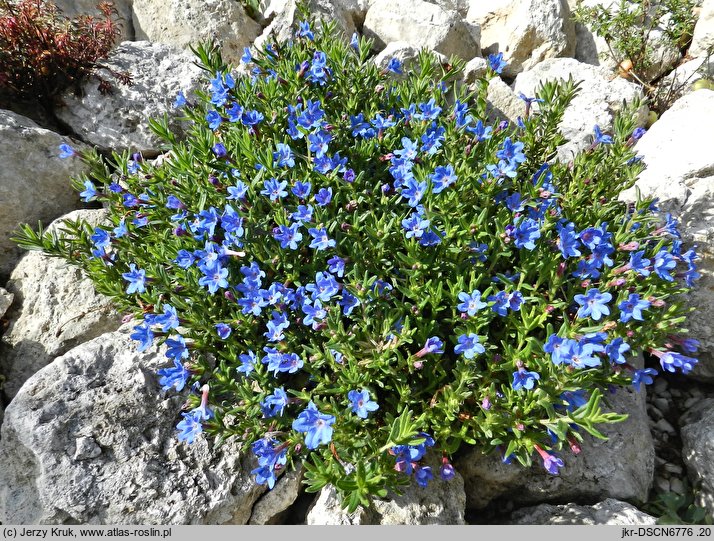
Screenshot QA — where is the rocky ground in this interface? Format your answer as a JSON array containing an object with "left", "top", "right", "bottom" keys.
[{"left": 1, "top": 0, "right": 714, "bottom": 526}]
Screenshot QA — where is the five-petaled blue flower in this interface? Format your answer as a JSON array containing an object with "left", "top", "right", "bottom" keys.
[
  {"left": 347, "top": 389, "right": 379, "bottom": 419},
  {"left": 512, "top": 367, "right": 540, "bottom": 391},
  {"left": 292, "top": 401, "right": 335, "bottom": 449},
  {"left": 574, "top": 288, "right": 612, "bottom": 321},
  {"left": 454, "top": 334, "right": 485, "bottom": 359},
  {"left": 618, "top": 293, "right": 650, "bottom": 323},
  {"left": 122, "top": 263, "right": 147, "bottom": 294},
  {"left": 457, "top": 290, "right": 487, "bottom": 316}
]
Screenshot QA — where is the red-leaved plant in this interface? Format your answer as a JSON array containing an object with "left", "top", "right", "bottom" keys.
[{"left": 0, "top": 0, "right": 129, "bottom": 107}]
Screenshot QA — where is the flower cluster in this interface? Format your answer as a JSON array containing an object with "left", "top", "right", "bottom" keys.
[{"left": 31, "top": 17, "right": 700, "bottom": 512}]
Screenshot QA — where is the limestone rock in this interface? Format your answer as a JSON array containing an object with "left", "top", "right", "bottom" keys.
[
  {"left": 255, "top": 0, "right": 367, "bottom": 46},
  {"left": 307, "top": 459, "right": 466, "bottom": 524},
  {"left": 509, "top": 499, "right": 657, "bottom": 524},
  {"left": 620, "top": 90, "right": 714, "bottom": 380},
  {"left": 0, "top": 110, "right": 87, "bottom": 280},
  {"left": 467, "top": 0, "right": 575, "bottom": 78},
  {"left": 0, "top": 327, "right": 265, "bottom": 524},
  {"left": 689, "top": 0, "right": 714, "bottom": 59},
  {"left": 0, "top": 287, "right": 12, "bottom": 321},
  {"left": 373, "top": 42, "right": 447, "bottom": 77},
  {"left": 56, "top": 41, "right": 204, "bottom": 154},
  {"left": 0, "top": 210, "right": 123, "bottom": 401},
  {"left": 456, "top": 386, "right": 654, "bottom": 510},
  {"left": 680, "top": 398, "right": 714, "bottom": 516},
  {"left": 462, "top": 56, "right": 489, "bottom": 85},
  {"left": 249, "top": 467, "right": 304, "bottom": 524},
  {"left": 486, "top": 77, "right": 524, "bottom": 124},
  {"left": 53, "top": 0, "right": 135, "bottom": 40},
  {"left": 132, "top": 0, "right": 260, "bottom": 66},
  {"left": 363, "top": 0, "right": 480, "bottom": 61},
  {"left": 513, "top": 57, "right": 647, "bottom": 160}
]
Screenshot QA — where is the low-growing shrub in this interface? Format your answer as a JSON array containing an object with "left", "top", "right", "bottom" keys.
[
  {"left": 0, "top": 0, "right": 126, "bottom": 107},
  {"left": 15, "top": 18, "right": 701, "bottom": 511}
]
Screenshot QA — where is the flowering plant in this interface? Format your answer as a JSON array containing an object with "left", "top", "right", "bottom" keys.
[{"left": 15, "top": 17, "right": 700, "bottom": 512}]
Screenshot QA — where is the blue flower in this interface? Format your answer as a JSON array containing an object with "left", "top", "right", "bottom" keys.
[
  {"left": 593, "top": 125, "right": 613, "bottom": 145},
  {"left": 431, "top": 165, "right": 457, "bottom": 194},
  {"left": 242, "top": 109, "right": 264, "bottom": 127},
  {"left": 632, "top": 368, "right": 657, "bottom": 391},
  {"left": 241, "top": 47, "right": 252, "bottom": 64},
  {"left": 273, "top": 143, "right": 295, "bottom": 168},
  {"left": 176, "top": 410, "right": 207, "bottom": 444},
  {"left": 261, "top": 178, "right": 288, "bottom": 202},
  {"left": 466, "top": 120, "right": 492, "bottom": 141},
  {"left": 512, "top": 368, "right": 539, "bottom": 390},
  {"left": 205, "top": 110, "right": 222, "bottom": 130},
  {"left": 606, "top": 337, "right": 630, "bottom": 364},
  {"left": 315, "top": 187, "right": 332, "bottom": 206},
  {"left": 157, "top": 358, "right": 189, "bottom": 391},
  {"left": 457, "top": 290, "right": 487, "bottom": 316},
  {"left": 488, "top": 52, "right": 507, "bottom": 74},
  {"left": 238, "top": 350, "right": 258, "bottom": 377},
  {"left": 292, "top": 180, "right": 312, "bottom": 199},
  {"left": 488, "top": 290, "right": 523, "bottom": 316},
  {"left": 348, "top": 389, "right": 379, "bottom": 419},
  {"left": 198, "top": 262, "right": 229, "bottom": 294},
  {"left": 402, "top": 213, "right": 430, "bottom": 239},
  {"left": 59, "top": 143, "right": 75, "bottom": 159},
  {"left": 659, "top": 351, "right": 698, "bottom": 375},
  {"left": 216, "top": 323, "right": 232, "bottom": 339},
  {"left": 386, "top": 57, "right": 402, "bottom": 74},
  {"left": 454, "top": 334, "right": 485, "bottom": 359},
  {"left": 414, "top": 466, "right": 434, "bottom": 488},
  {"left": 273, "top": 223, "right": 303, "bottom": 250},
  {"left": 415, "top": 336, "right": 444, "bottom": 358},
  {"left": 122, "top": 263, "right": 146, "bottom": 294},
  {"left": 80, "top": 180, "right": 98, "bottom": 202},
  {"left": 306, "top": 271, "right": 340, "bottom": 302},
  {"left": 173, "top": 91, "right": 187, "bottom": 108},
  {"left": 165, "top": 335, "right": 189, "bottom": 361},
  {"left": 416, "top": 98, "right": 441, "bottom": 121},
  {"left": 261, "top": 387, "right": 289, "bottom": 418},
  {"left": 227, "top": 181, "right": 249, "bottom": 200},
  {"left": 401, "top": 178, "right": 428, "bottom": 207},
  {"left": 297, "top": 20, "right": 314, "bottom": 40},
  {"left": 301, "top": 299, "right": 327, "bottom": 328},
  {"left": 574, "top": 288, "right": 612, "bottom": 321},
  {"left": 308, "top": 228, "right": 336, "bottom": 251},
  {"left": 131, "top": 322, "right": 154, "bottom": 352},
  {"left": 557, "top": 222, "right": 581, "bottom": 259},
  {"left": 292, "top": 401, "right": 335, "bottom": 449},
  {"left": 292, "top": 204, "right": 314, "bottom": 224},
  {"left": 653, "top": 250, "right": 677, "bottom": 281},
  {"left": 618, "top": 293, "right": 650, "bottom": 323},
  {"left": 513, "top": 218, "right": 541, "bottom": 250},
  {"left": 327, "top": 255, "right": 345, "bottom": 278}
]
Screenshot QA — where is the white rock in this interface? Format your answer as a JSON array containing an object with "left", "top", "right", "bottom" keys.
[
  {"left": 0, "top": 327, "right": 265, "bottom": 524},
  {"left": 363, "top": 0, "right": 480, "bottom": 61},
  {"left": 486, "top": 77, "right": 525, "bottom": 124},
  {"left": 690, "top": 0, "right": 714, "bottom": 58},
  {"left": 249, "top": 467, "right": 304, "bottom": 524},
  {"left": 0, "top": 110, "right": 88, "bottom": 280},
  {"left": 680, "top": 398, "right": 714, "bottom": 515},
  {"left": 0, "top": 210, "right": 123, "bottom": 401},
  {"left": 513, "top": 57, "right": 647, "bottom": 159},
  {"left": 255, "top": 0, "right": 367, "bottom": 46},
  {"left": 462, "top": 57, "right": 489, "bottom": 85},
  {"left": 466, "top": 0, "right": 575, "bottom": 78},
  {"left": 56, "top": 41, "right": 205, "bottom": 154},
  {"left": 0, "top": 287, "right": 12, "bottom": 320},
  {"left": 53, "top": 0, "right": 134, "bottom": 40},
  {"left": 455, "top": 386, "right": 654, "bottom": 510},
  {"left": 509, "top": 498, "right": 657, "bottom": 525},
  {"left": 620, "top": 90, "right": 714, "bottom": 380},
  {"left": 132, "top": 0, "right": 260, "bottom": 66},
  {"left": 306, "top": 485, "right": 373, "bottom": 525}
]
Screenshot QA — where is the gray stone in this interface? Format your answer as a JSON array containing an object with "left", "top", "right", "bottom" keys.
[
  {"left": 690, "top": 0, "right": 714, "bottom": 59},
  {"left": 620, "top": 90, "right": 714, "bottom": 381},
  {"left": 0, "top": 287, "right": 12, "bottom": 320},
  {"left": 513, "top": 57, "right": 647, "bottom": 160},
  {"left": 456, "top": 386, "right": 654, "bottom": 510},
  {"left": 373, "top": 42, "right": 447, "bottom": 78},
  {"left": 467, "top": 0, "right": 576, "bottom": 78},
  {"left": 132, "top": 0, "right": 260, "bottom": 66},
  {"left": 307, "top": 457, "right": 466, "bottom": 524},
  {"left": 53, "top": 0, "right": 134, "bottom": 40},
  {"left": 0, "top": 210, "right": 123, "bottom": 401},
  {"left": 486, "top": 77, "right": 525, "bottom": 124},
  {"left": 56, "top": 41, "right": 204, "bottom": 154},
  {"left": 462, "top": 57, "right": 489, "bottom": 85},
  {"left": 0, "top": 110, "right": 88, "bottom": 280},
  {"left": 680, "top": 398, "right": 714, "bottom": 516},
  {"left": 363, "top": 0, "right": 480, "bottom": 61},
  {"left": 0, "top": 327, "right": 265, "bottom": 524},
  {"left": 249, "top": 467, "right": 304, "bottom": 524},
  {"left": 509, "top": 498, "right": 657, "bottom": 525},
  {"left": 255, "top": 0, "right": 367, "bottom": 45}
]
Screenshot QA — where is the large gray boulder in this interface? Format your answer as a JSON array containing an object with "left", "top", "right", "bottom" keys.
[
  {"left": 620, "top": 90, "right": 714, "bottom": 381},
  {"left": 455, "top": 386, "right": 654, "bottom": 510},
  {"left": 0, "top": 210, "right": 123, "bottom": 401},
  {"left": 0, "top": 327, "right": 265, "bottom": 524},
  {"left": 680, "top": 398, "right": 714, "bottom": 516},
  {"left": 509, "top": 499, "right": 657, "bottom": 525},
  {"left": 248, "top": 467, "right": 304, "bottom": 524},
  {"left": 513, "top": 57, "right": 647, "bottom": 160},
  {"left": 0, "top": 110, "right": 87, "bottom": 281},
  {"left": 56, "top": 41, "right": 204, "bottom": 155},
  {"left": 467, "top": 0, "right": 575, "bottom": 78},
  {"left": 132, "top": 0, "right": 260, "bottom": 66},
  {"left": 363, "top": 0, "right": 480, "bottom": 61}
]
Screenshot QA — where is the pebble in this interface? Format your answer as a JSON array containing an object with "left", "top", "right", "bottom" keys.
[
  {"left": 655, "top": 418, "right": 676, "bottom": 435},
  {"left": 653, "top": 379, "right": 669, "bottom": 394},
  {"left": 663, "top": 463, "right": 683, "bottom": 475},
  {"left": 647, "top": 404, "right": 664, "bottom": 421},
  {"left": 669, "top": 477, "right": 686, "bottom": 495},
  {"left": 683, "top": 397, "right": 700, "bottom": 410},
  {"left": 653, "top": 397, "right": 670, "bottom": 414},
  {"left": 655, "top": 476, "right": 671, "bottom": 492},
  {"left": 670, "top": 388, "right": 682, "bottom": 398}
]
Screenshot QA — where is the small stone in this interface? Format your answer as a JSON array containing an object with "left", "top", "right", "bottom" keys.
[
  {"left": 655, "top": 476, "right": 671, "bottom": 492},
  {"left": 669, "top": 477, "right": 686, "bottom": 496},
  {"left": 653, "top": 378, "right": 669, "bottom": 394},
  {"left": 653, "top": 398, "right": 671, "bottom": 414},
  {"left": 684, "top": 397, "right": 700, "bottom": 411},
  {"left": 647, "top": 404, "right": 664, "bottom": 421},
  {"left": 663, "top": 463, "right": 683, "bottom": 476},
  {"left": 670, "top": 389, "right": 682, "bottom": 398},
  {"left": 73, "top": 436, "right": 102, "bottom": 461}
]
